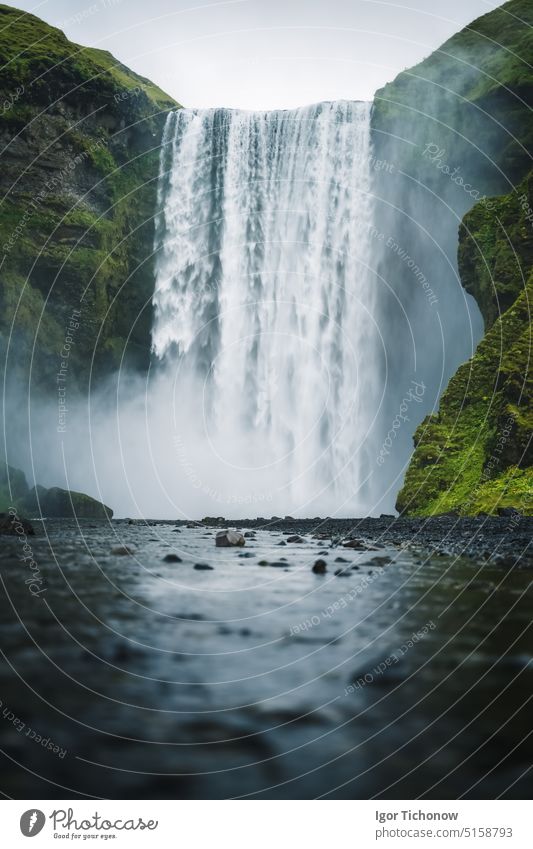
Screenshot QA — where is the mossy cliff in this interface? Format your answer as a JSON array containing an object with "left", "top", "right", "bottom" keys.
[
  {"left": 371, "top": 0, "right": 532, "bottom": 515},
  {"left": 396, "top": 178, "right": 532, "bottom": 516},
  {"left": 0, "top": 4, "right": 179, "bottom": 392}
]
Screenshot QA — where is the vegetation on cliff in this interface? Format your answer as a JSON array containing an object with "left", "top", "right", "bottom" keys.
[
  {"left": 396, "top": 175, "right": 532, "bottom": 516},
  {"left": 371, "top": 0, "right": 532, "bottom": 516},
  {"left": 0, "top": 4, "right": 179, "bottom": 391}
]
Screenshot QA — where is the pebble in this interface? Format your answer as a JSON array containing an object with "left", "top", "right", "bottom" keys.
[
  {"left": 163, "top": 554, "right": 182, "bottom": 563},
  {"left": 194, "top": 563, "right": 214, "bottom": 570}
]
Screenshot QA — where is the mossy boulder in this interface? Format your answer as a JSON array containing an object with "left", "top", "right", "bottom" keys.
[{"left": 0, "top": 460, "right": 113, "bottom": 518}]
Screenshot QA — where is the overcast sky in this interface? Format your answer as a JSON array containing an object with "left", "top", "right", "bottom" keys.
[{"left": 8, "top": 0, "right": 502, "bottom": 109}]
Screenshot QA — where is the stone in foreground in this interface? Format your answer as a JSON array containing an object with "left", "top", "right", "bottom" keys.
[
  {"left": 0, "top": 512, "right": 34, "bottom": 535},
  {"left": 215, "top": 530, "right": 245, "bottom": 547}
]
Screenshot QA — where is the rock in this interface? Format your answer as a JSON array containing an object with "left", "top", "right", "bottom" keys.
[
  {"left": 380, "top": 514, "right": 395, "bottom": 519},
  {"left": 215, "top": 530, "right": 245, "bottom": 547},
  {"left": 25, "top": 485, "right": 113, "bottom": 519},
  {"left": 334, "top": 568, "right": 351, "bottom": 577},
  {"left": 194, "top": 563, "right": 214, "bottom": 570},
  {"left": 270, "top": 561, "right": 289, "bottom": 568},
  {"left": 258, "top": 560, "right": 269, "bottom": 566},
  {"left": 277, "top": 540, "right": 287, "bottom": 546},
  {"left": 111, "top": 546, "right": 135, "bottom": 555},
  {"left": 163, "top": 554, "right": 182, "bottom": 563},
  {"left": 287, "top": 535, "right": 304, "bottom": 543},
  {"left": 312, "top": 559, "right": 327, "bottom": 574},
  {"left": 342, "top": 538, "right": 366, "bottom": 549},
  {"left": 335, "top": 556, "right": 350, "bottom": 563},
  {"left": 0, "top": 511, "right": 34, "bottom": 535},
  {"left": 244, "top": 531, "right": 256, "bottom": 538},
  {"left": 371, "top": 556, "right": 392, "bottom": 566},
  {"left": 284, "top": 516, "right": 295, "bottom": 521},
  {"left": 497, "top": 507, "right": 521, "bottom": 517},
  {"left": 238, "top": 552, "right": 254, "bottom": 558}
]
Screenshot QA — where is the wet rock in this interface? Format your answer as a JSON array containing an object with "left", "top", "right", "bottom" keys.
[
  {"left": 238, "top": 552, "right": 254, "bottom": 558},
  {"left": 371, "top": 556, "right": 392, "bottom": 566},
  {"left": 277, "top": 540, "right": 287, "bottom": 546},
  {"left": 270, "top": 561, "right": 289, "bottom": 567},
  {"left": 244, "top": 531, "right": 256, "bottom": 538},
  {"left": 216, "top": 530, "right": 245, "bottom": 547},
  {"left": 335, "top": 556, "right": 349, "bottom": 563},
  {"left": 342, "top": 538, "right": 366, "bottom": 549},
  {"left": 0, "top": 512, "right": 34, "bottom": 535},
  {"left": 497, "top": 507, "right": 521, "bottom": 517},
  {"left": 312, "top": 559, "right": 327, "bottom": 574},
  {"left": 287, "top": 535, "right": 304, "bottom": 543},
  {"left": 163, "top": 554, "right": 182, "bottom": 563},
  {"left": 334, "top": 568, "right": 351, "bottom": 577},
  {"left": 111, "top": 546, "right": 135, "bottom": 555},
  {"left": 258, "top": 560, "right": 269, "bottom": 566},
  {"left": 194, "top": 563, "right": 214, "bottom": 570}
]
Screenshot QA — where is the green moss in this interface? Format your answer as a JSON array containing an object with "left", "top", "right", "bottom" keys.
[
  {"left": 397, "top": 181, "right": 533, "bottom": 516},
  {"left": 0, "top": 4, "right": 180, "bottom": 391},
  {"left": 372, "top": 0, "right": 533, "bottom": 188}
]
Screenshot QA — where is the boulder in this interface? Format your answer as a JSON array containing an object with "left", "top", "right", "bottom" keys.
[
  {"left": 215, "top": 530, "right": 245, "bottom": 547},
  {"left": 312, "top": 559, "right": 327, "bottom": 574},
  {"left": 0, "top": 511, "right": 34, "bottom": 535}
]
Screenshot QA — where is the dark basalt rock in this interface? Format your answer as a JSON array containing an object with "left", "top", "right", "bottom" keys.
[{"left": 0, "top": 511, "right": 34, "bottom": 535}]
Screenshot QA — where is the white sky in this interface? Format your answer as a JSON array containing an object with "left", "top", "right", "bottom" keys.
[{"left": 8, "top": 0, "right": 501, "bottom": 109}]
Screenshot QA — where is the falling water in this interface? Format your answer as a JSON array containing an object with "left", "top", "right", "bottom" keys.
[{"left": 152, "top": 102, "right": 381, "bottom": 517}]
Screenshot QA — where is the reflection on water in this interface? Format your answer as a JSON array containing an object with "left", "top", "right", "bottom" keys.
[{"left": 0, "top": 520, "right": 531, "bottom": 798}]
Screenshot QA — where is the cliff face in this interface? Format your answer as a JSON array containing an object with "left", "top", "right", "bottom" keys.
[
  {"left": 370, "top": 0, "right": 532, "bottom": 515},
  {"left": 0, "top": 4, "right": 179, "bottom": 393},
  {"left": 396, "top": 177, "right": 532, "bottom": 515}
]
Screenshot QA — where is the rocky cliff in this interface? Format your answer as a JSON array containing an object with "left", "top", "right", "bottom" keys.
[
  {"left": 371, "top": 0, "right": 532, "bottom": 515},
  {"left": 0, "top": 4, "right": 179, "bottom": 393}
]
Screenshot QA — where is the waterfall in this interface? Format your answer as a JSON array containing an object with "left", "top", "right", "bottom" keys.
[{"left": 152, "top": 101, "right": 381, "bottom": 517}]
